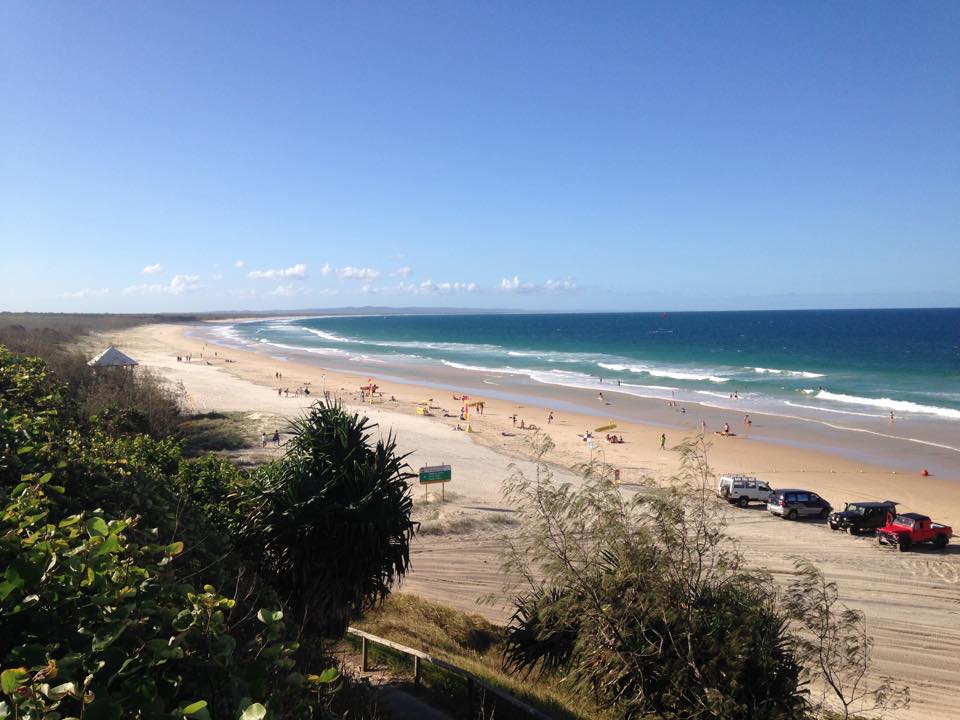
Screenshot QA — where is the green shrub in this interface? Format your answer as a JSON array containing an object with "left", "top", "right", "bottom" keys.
[
  {"left": 0, "top": 347, "right": 359, "bottom": 719},
  {"left": 240, "top": 401, "right": 417, "bottom": 639},
  {"left": 500, "top": 435, "right": 806, "bottom": 720}
]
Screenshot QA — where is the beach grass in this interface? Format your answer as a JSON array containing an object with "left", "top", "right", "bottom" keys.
[
  {"left": 351, "top": 593, "right": 602, "bottom": 719},
  {"left": 176, "top": 411, "right": 250, "bottom": 455}
]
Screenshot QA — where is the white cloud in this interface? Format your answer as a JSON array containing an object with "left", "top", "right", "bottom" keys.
[
  {"left": 416, "top": 280, "right": 478, "bottom": 295},
  {"left": 123, "top": 274, "right": 201, "bottom": 296},
  {"left": 59, "top": 288, "right": 110, "bottom": 299},
  {"left": 363, "top": 280, "right": 478, "bottom": 296},
  {"left": 544, "top": 277, "right": 577, "bottom": 292},
  {"left": 392, "top": 266, "right": 412, "bottom": 278},
  {"left": 269, "top": 285, "right": 310, "bottom": 297},
  {"left": 211, "top": 273, "right": 224, "bottom": 281},
  {"left": 268, "top": 285, "right": 340, "bottom": 298},
  {"left": 499, "top": 275, "right": 536, "bottom": 293},
  {"left": 337, "top": 266, "right": 381, "bottom": 280},
  {"left": 234, "top": 260, "right": 245, "bottom": 268},
  {"left": 499, "top": 275, "right": 577, "bottom": 294},
  {"left": 142, "top": 263, "right": 163, "bottom": 275},
  {"left": 248, "top": 263, "right": 308, "bottom": 280},
  {"left": 320, "top": 263, "right": 332, "bottom": 277}
]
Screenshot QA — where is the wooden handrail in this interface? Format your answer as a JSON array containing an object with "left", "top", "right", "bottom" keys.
[{"left": 346, "top": 627, "right": 553, "bottom": 720}]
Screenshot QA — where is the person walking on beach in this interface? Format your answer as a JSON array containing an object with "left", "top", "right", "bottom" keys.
[
  {"left": 659, "top": 433, "right": 666, "bottom": 450},
  {"left": 511, "top": 414, "right": 517, "bottom": 427},
  {"left": 547, "top": 411, "right": 554, "bottom": 424},
  {"left": 272, "top": 430, "right": 280, "bottom": 447},
  {"left": 261, "top": 431, "right": 267, "bottom": 448}
]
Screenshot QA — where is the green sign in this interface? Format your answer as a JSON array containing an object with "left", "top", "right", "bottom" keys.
[{"left": 419, "top": 464, "right": 452, "bottom": 484}]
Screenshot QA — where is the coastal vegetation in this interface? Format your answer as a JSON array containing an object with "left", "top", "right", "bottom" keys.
[{"left": 0, "top": 343, "right": 413, "bottom": 718}]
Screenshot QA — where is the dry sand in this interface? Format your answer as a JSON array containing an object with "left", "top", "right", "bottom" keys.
[{"left": 102, "top": 323, "right": 960, "bottom": 719}]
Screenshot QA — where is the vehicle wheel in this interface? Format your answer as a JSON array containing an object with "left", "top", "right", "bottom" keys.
[
  {"left": 738, "top": 496, "right": 749, "bottom": 508},
  {"left": 934, "top": 534, "right": 949, "bottom": 549},
  {"left": 898, "top": 537, "right": 912, "bottom": 552},
  {"left": 829, "top": 521, "right": 838, "bottom": 531},
  {"left": 848, "top": 526, "right": 859, "bottom": 536},
  {"left": 787, "top": 509, "right": 798, "bottom": 521}
]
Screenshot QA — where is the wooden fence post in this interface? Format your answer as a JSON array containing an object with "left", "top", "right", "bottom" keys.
[
  {"left": 361, "top": 636, "right": 369, "bottom": 672},
  {"left": 413, "top": 655, "right": 421, "bottom": 686}
]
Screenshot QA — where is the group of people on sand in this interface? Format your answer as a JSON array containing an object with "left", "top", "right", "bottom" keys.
[
  {"left": 606, "top": 433, "right": 625, "bottom": 444},
  {"left": 277, "top": 386, "right": 311, "bottom": 398},
  {"left": 260, "top": 430, "right": 281, "bottom": 448}
]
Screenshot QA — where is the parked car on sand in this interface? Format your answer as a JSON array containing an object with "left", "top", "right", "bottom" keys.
[
  {"left": 876, "top": 513, "right": 952, "bottom": 552},
  {"left": 716, "top": 475, "right": 772, "bottom": 507},
  {"left": 829, "top": 500, "right": 897, "bottom": 535},
  {"left": 767, "top": 489, "right": 832, "bottom": 520}
]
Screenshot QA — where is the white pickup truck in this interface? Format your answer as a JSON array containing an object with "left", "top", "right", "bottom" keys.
[{"left": 716, "top": 475, "right": 772, "bottom": 507}]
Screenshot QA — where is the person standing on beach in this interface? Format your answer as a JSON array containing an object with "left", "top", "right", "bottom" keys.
[
  {"left": 261, "top": 431, "right": 267, "bottom": 448},
  {"left": 272, "top": 430, "right": 280, "bottom": 446},
  {"left": 511, "top": 414, "right": 517, "bottom": 427},
  {"left": 659, "top": 433, "right": 666, "bottom": 450},
  {"left": 548, "top": 411, "right": 554, "bottom": 424},
  {"left": 598, "top": 392, "right": 604, "bottom": 402}
]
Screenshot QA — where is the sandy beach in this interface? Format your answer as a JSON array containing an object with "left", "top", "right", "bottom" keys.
[{"left": 101, "top": 322, "right": 960, "bottom": 719}]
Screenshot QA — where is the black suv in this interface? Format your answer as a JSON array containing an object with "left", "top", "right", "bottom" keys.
[{"left": 829, "top": 501, "right": 897, "bottom": 535}]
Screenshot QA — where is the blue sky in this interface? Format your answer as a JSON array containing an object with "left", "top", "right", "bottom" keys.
[{"left": 1, "top": 2, "right": 958, "bottom": 312}]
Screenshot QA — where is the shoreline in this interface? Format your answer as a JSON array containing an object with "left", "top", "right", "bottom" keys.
[
  {"left": 125, "top": 322, "right": 960, "bottom": 527},
  {"left": 192, "top": 320, "right": 960, "bottom": 481}
]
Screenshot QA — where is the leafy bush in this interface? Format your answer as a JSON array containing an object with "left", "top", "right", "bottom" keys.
[
  {"left": 500, "top": 435, "right": 806, "bottom": 720},
  {"left": 0, "top": 346, "right": 392, "bottom": 719},
  {"left": 241, "top": 401, "right": 417, "bottom": 638}
]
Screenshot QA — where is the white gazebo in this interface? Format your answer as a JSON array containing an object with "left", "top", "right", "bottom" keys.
[{"left": 88, "top": 345, "right": 139, "bottom": 369}]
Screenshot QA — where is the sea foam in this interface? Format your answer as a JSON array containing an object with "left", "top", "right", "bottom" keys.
[
  {"left": 598, "top": 362, "right": 729, "bottom": 383},
  {"left": 816, "top": 390, "right": 960, "bottom": 420},
  {"left": 752, "top": 367, "right": 825, "bottom": 379}
]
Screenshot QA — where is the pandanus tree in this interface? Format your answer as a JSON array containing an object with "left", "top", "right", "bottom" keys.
[{"left": 243, "top": 401, "right": 416, "bottom": 637}]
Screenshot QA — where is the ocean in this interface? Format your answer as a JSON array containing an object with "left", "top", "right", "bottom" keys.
[{"left": 213, "top": 309, "right": 960, "bottom": 432}]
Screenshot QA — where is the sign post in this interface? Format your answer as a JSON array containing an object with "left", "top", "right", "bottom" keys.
[{"left": 419, "top": 464, "right": 452, "bottom": 502}]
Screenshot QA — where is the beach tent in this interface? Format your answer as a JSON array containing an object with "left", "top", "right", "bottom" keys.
[{"left": 88, "top": 345, "right": 138, "bottom": 368}]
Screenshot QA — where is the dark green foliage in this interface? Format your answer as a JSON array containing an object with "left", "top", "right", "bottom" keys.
[
  {"left": 504, "top": 587, "right": 578, "bottom": 678},
  {"left": 1, "top": 345, "right": 398, "bottom": 718},
  {"left": 241, "top": 401, "right": 417, "bottom": 637}
]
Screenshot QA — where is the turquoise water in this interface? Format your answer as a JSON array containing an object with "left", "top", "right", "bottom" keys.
[{"left": 219, "top": 309, "right": 960, "bottom": 424}]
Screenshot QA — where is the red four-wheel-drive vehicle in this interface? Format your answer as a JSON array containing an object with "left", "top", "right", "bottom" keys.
[{"left": 876, "top": 512, "right": 952, "bottom": 552}]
